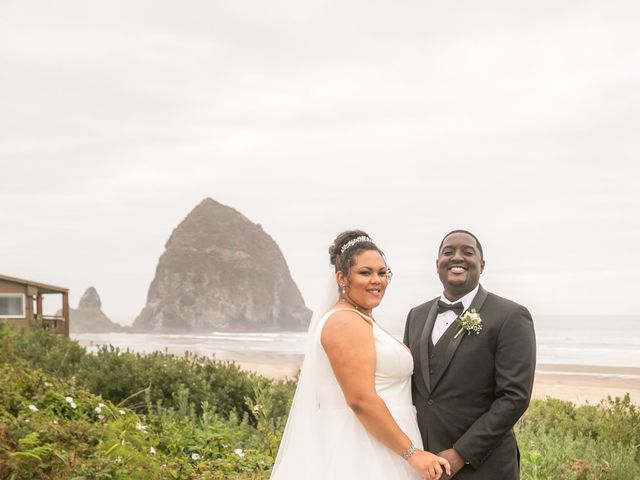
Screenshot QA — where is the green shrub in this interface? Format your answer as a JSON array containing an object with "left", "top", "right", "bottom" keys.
[
  {"left": 0, "top": 322, "right": 287, "bottom": 478},
  {"left": 0, "top": 360, "right": 278, "bottom": 479},
  {"left": 2, "top": 322, "right": 638, "bottom": 479},
  {"left": 517, "top": 397, "right": 640, "bottom": 479},
  {"left": 0, "top": 322, "right": 293, "bottom": 421}
]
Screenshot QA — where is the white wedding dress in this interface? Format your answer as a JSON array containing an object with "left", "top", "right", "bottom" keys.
[{"left": 271, "top": 308, "right": 423, "bottom": 480}]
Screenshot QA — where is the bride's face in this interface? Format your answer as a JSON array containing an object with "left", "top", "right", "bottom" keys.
[{"left": 339, "top": 249, "right": 390, "bottom": 311}]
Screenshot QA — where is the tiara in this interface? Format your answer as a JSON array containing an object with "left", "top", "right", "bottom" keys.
[{"left": 340, "top": 235, "right": 373, "bottom": 254}]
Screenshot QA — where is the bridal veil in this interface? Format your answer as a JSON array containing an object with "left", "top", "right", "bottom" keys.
[{"left": 270, "top": 274, "right": 338, "bottom": 480}]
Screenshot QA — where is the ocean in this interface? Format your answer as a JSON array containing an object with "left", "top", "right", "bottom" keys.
[{"left": 72, "top": 315, "right": 640, "bottom": 371}]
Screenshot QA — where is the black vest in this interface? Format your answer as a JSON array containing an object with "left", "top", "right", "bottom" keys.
[{"left": 428, "top": 322, "right": 459, "bottom": 385}]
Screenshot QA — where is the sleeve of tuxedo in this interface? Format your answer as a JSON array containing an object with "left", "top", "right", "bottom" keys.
[{"left": 453, "top": 305, "right": 536, "bottom": 468}]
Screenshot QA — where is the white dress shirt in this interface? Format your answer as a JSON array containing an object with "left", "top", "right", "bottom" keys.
[{"left": 431, "top": 285, "right": 480, "bottom": 345}]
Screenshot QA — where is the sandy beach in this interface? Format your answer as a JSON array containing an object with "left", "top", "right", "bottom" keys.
[
  {"left": 232, "top": 356, "right": 302, "bottom": 382},
  {"left": 233, "top": 358, "right": 640, "bottom": 406},
  {"left": 532, "top": 364, "right": 640, "bottom": 405}
]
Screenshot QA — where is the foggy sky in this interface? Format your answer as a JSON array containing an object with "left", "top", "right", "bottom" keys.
[{"left": 1, "top": 1, "right": 639, "bottom": 327}]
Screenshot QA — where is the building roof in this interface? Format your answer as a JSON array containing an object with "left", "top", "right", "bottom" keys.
[{"left": 0, "top": 274, "right": 68, "bottom": 294}]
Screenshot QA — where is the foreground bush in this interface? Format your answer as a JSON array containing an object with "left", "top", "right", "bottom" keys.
[
  {"left": 0, "top": 361, "right": 276, "bottom": 479},
  {"left": 517, "top": 396, "right": 640, "bottom": 479},
  {"left": 0, "top": 322, "right": 294, "bottom": 420},
  {"left": 0, "top": 323, "right": 291, "bottom": 479},
  {"left": 1, "top": 322, "right": 638, "bottom": 479}
]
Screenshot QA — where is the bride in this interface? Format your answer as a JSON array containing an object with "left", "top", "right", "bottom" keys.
[{"left": 271, "top": 230, "right": 450, "bottom": 480}]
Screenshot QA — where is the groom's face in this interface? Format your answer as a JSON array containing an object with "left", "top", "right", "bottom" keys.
[{"left": 437, "top": 232, "right": 485, "bottom": 300}]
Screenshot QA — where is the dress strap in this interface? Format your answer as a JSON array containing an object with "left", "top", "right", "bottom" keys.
[{"left": 325, "top": 307, "right": 374, "bottom": 325}]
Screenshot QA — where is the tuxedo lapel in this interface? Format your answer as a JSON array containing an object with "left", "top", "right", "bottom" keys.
[
  {"left": 431, "top": 285, "right": 490, "bottom": 391},
  {"left": 468, "top": 284, "right": 489, "bottom": 313},
  {"left": 419, "top": 301, "right": 439, "bottom": 393}
]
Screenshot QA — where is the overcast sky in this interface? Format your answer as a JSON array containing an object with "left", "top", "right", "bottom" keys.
[{"left": 1, "top": 1, "right": 639, "bottom": 327}]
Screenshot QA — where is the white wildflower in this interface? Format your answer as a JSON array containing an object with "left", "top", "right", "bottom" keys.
[
  {"left": 135, "top": 423, "right": 147, "bottom": 431},
  {"left": 149, "top": 446, "right": 156, "bottom": 455},
  {"left": 191, "top": 453, "right": 201, "bottom": 461},
  {"left": 252, "top": 405, "right": 261, "bottom": 414},
  {"left": 28, "top": 404, "right": 38, "bottom": 412},
  {"left": 70, "top": 402, "right": 77, "bottom": 409},
  {"left": 98, "top": 414, "right": 105, "bottom": 420},
  {"left": 234, "top": 449, "right": 245, "bottom": 457},
  {"left": 119, "top": 409, "right": 126, "bottom": 415},
  {"left": 44, "top": 382, "right": 53, "bottom": 387},
  {"left": 94, "top": 406, "right": 102, "bottom": 413},
  {"left": 65, "top": 396, "right": 73, "bottom": 403}
]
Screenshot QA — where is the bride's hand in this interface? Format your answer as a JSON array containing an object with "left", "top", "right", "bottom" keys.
[{"left": 407, "top": 449, "right": 451, "bottom": 480}]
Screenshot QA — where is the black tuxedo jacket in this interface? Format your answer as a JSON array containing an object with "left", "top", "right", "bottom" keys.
[{"left": 404, "top": 285, "right": 536, "bottom": 479}]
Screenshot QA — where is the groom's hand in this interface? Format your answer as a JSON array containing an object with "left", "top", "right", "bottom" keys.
[{"left": 436, "top": 449, "right": 465, "bottom": 478}]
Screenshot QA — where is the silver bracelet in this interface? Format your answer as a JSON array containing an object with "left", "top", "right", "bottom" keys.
[{"left": 401, "top": 443, "right": 417, "bottom": 461}]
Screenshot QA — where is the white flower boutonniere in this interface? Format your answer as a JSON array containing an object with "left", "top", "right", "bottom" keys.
[{"left": 454, "top": 308, "right": 483, "bottom": 339}]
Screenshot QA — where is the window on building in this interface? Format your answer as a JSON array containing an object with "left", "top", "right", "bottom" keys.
[{"left": 0, "top": 294, "right": 26, "bottom": 318}]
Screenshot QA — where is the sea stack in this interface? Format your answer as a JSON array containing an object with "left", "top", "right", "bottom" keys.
[
  {"left": 67, "top": 287, "right": 122, "bottom": 333},
  {"left": 132, "top": 198, "right": 311, "bottom": 332}
]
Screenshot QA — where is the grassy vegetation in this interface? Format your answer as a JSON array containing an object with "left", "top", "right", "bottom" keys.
[
  {"left": 1, "top": 321, "right": 638, "bottom": 479},
  {"left": 517, "top": 396, "right": 640, "bottom": 479},
  {"left": 0, "top": 321, "right": 290, "bottom": 479}
]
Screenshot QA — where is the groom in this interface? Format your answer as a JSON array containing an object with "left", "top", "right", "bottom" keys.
[{"left": 404, "top": 230, "right": 536, "bottom": 479}]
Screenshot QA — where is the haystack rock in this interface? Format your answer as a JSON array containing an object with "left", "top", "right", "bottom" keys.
[
  {"left": 132, "top": 198, "right": 312, "bottom": 332},
  {"left": 67, "top": 287, "right": 123, "bottom": 333}
]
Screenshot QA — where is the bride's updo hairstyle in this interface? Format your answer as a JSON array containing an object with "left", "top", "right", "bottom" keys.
[{"left": 329, "top": 229, "right": 386, "bottom": 277}]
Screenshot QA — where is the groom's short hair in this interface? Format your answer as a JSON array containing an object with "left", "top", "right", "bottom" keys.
[{"left": 439, "top": 230, "right": 484, "bottom": 260}]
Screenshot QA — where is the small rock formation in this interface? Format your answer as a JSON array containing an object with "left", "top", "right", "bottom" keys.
[
  {"left": 132, "top": 198, "right": 312, "bottom": 332},
  {"left": 67, "top": 287, "right": 123, "bottom": 333},
  {"left": 78, "top": 287, "right": 102, "bottom": 310}
]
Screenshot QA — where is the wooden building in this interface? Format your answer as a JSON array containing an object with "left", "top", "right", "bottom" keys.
[{"left": 0, "top": 274, "right": 69, "bottom": 337}]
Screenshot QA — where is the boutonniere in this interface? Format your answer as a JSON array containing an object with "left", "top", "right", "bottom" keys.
[{"left": 454, "top": 309, "right": 483, "bottom": 339}]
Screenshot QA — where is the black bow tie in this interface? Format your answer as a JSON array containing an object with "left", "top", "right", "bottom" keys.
[{"left": 437, "top": 300, "right": 464, "bottom": 316}]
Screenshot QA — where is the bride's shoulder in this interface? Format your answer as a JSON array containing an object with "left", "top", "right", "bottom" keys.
[
  {"left": 326, "top": 307, "right": 373, "bottom": 325},
  {"left": 321, "top": 308, "right": 374, "bottom": 346}
]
